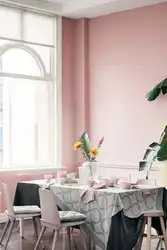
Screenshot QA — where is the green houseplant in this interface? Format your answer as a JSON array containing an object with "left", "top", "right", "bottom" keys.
[
  {"left": 139, "top": 125, "right": 167, "bottom": 179},
  {"left": 146, "top": 78, "right": 167, "bottom": 101}
]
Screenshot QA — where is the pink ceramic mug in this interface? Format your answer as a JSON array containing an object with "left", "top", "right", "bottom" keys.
[
  {"left": 87, "top": 180, "right": 95, "bottom": 187},
  {"left": 44, "top": 174, "right": 53, "bottom": 182},
  {"left": 120, "top": 182, "right": 132, "bottom": 189}
]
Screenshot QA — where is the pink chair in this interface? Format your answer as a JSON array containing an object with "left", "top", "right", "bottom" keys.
[{"left": 34, "top": 188, "right": 87, "bottom": 250}]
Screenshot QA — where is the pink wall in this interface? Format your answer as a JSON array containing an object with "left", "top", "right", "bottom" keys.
[
  {"left": 62, "top": 3, "right": 167, "bottom": 169},
  {"left": 88, "top": 3, "right": 167, "bottom": 167},
  {"left": 62, "top": 18, "right": 76, "bottom": 171}
]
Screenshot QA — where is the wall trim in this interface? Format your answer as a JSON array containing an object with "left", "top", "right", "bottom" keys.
[{"left": 98, "top": 163, "right": 159, "bottom": 171}]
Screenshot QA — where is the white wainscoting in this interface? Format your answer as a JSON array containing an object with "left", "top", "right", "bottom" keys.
[{"left": 98, "top": 163, "right": 161, "bottom": 181}]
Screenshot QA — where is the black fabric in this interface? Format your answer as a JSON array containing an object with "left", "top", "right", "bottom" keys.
[
  {"left": 13, "top": 182, "right": 40, "bottom": 207},
  {"left": 13, "top": 182, "right": 62, "bottom": 211},
  {"left": 107, "top": 210, "right": 144, "bottom": 250}
]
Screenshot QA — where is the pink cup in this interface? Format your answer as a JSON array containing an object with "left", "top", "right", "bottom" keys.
[
  {"left": 44, "top": 174, "right": 53, "bottom": 182},
  {"left": 120, "top": 182, "right": 132, "bottom": 189},
  {"left": 87, "top": 180, "right": 95, "bottom": 187}
]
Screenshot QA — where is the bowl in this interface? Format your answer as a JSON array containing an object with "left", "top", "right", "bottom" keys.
[
  {"left": 120, "top": 182, "right": 132, "bottom": 189},
  {"left": 87, "top": 180, "right": 95, "bottom": 187},
  {"left": 66, "top": 172, "right": 77, "bottom": 183},
  {"left": 109, "top": 176, "right": 119, "bottom": 185},
  {"left": 107, "top": 180, "right": 115, "bottom": 187}
]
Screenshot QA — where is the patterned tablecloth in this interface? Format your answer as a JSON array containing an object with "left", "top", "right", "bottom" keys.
[{"left": 50, "top": 184, "right": 163, "bottom": 250}]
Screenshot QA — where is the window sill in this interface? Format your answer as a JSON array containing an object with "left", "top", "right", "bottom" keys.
[{"left": 0, "top": 165, "right": 66, "bottom": 174}]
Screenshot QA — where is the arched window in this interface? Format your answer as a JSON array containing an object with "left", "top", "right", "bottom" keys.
[
  {"left": 1, "top": 48, "right": 42, "bottom": 76},
  {"left": 0, "top": 44, "right": 49, "bottom": 78},
  {"left": 0, "top": 6, "right": 57, "bottom": 168}
]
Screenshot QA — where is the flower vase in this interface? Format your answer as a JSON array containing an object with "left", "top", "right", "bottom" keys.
[
  {"left": 83, "top": 161, "right": 97, "bottom": 180},
  {"left": 78, "top": 161, "right": 98, "bottom": 184}
]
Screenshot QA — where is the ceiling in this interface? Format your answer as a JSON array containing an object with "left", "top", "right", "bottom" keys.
[{"left": 1, "top": 0, "right": 167, "bottom": 18}]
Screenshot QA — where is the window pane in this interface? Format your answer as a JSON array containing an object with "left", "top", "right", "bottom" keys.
[
  {"left": 24, "top": 12, "right": 54, "bottom": 45},
  {"left": 2, "top": 79, "right": 51, "bottom": 165},
  {"left": 1, "top": 48, "right": 42, "bottom": 76},
  {"left": 0, "top": 7, "right": 21, "bottom": 39}
]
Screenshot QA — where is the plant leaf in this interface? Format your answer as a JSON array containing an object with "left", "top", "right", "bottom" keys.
[
  {"left": 161, "top": 78, "right": 167, "bottom": 95},
  {"left": 146, "top": 84, "right": 161, "bottom": 101},
  {"left": 139, "top": 160, "right": 151, "bottom": 172},
  {"left": 139, "top": 142, "right": 160, "bottom": 173},
  {"left": 157, "top": 142, "right": 167, "bottom": 161},
  {"left": 160, "top": 125, "right": 167, "bottom": 145},
  {"left": 79, "top": 132, "right": 91, "bottom": 160}
]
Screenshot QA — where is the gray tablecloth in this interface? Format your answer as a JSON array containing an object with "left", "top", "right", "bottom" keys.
[{"left": 50, "top": 185, "right": 163, "bottom": 250}]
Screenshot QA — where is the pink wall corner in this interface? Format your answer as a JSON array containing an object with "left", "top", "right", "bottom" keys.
[
  {"left": 74, "top": 19, "right": 90, "bottom": 166},
  {"left": 62, "top": 18, "right": 76, "bottom": 172},
  {"left": 88, "top": 3, "right": 167, "bottom": 166}
]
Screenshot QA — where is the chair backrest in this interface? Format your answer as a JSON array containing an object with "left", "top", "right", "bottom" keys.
[
  {"left": 39, "top": 188, "right": 61, "bottom": 226},
  {"left": 2, "top": 183, "right": 15, "bottom": 217}
]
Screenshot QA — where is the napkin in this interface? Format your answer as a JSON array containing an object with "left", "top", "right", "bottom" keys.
[{"left": 80, "top": 184, "right": 107, "bottom": 204}]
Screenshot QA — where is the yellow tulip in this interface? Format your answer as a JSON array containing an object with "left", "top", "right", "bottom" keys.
[
  {"left": 74, "top": 141, "right": 81, "bottom": 149},
  {"left": 90, "top": 147, "right": 98, "bottom": 155}
]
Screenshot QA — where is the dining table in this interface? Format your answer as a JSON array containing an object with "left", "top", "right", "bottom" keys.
[{"left": 13, "top": 179, "right": 165, "bottom": 250}]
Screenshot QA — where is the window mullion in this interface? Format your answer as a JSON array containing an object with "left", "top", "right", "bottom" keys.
[{"left": 20, "top": 10, "right": 24, "bottom": 40}]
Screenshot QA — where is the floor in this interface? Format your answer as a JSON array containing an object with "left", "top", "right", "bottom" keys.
[{"left": 0, "top": 220, "right": 163, "bottom": 250}]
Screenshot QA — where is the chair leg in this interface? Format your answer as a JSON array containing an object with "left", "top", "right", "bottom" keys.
[
  {"left": 32, "top": 217, "right": 38, "bottom": 239},
  {"left": 160, "top": 217, "right": 167, "bottom": 249},
  {"left": 3, "top": 219, "right": 15, "bottom": 250},
  {"left": 67, "top": 227, "right": 72, "bottom": 250},
  {"left": 16, "top": 222, "right": 20, "bottom": 233},
  {"left": 156, "top": 239, "right": 162, "bottom": 250},
  {"left": 62, "top": 227, "right": 66, "bottom": 250},
  {"left": 146, "top": 217, "right": 152, "bottom": 250},
  {"left": 0, "top": 219, "right": 10, "bottom": 244},
  {"left": 137, "top": 218, "right": 146, "bottom": 250},
  {"left": 37, "top": 218, "right": 45, "bottom": 249},
  {"left": 79, "top": 226, "right": 87, "bottom": 250},
  {"left": 34, "top": 226, "right": 46, "bottom": 250},
  {"left": 51, "top": 230, "right": 58, "bottom": 250},
  {"left": 20, "top": 218, "right": 24, "bottom": 238}
]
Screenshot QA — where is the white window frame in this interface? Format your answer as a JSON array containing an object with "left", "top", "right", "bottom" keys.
[{"left": 0, "top": 10, "right": 62, "bottom": 174}]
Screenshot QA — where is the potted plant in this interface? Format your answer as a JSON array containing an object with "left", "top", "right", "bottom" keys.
[
  {"left": 139, "top": 125, "right": 167, "bottom": 183},
  {"left": 74, "top": 132, "right": 104, "bottom": 180}
]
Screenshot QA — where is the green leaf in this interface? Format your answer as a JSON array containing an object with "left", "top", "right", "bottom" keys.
[
  {"left": 160, "top": 78, "right": 167, "bottom": 87},
  {"left": 149, "top": 142, "right": 160, "bottom": 148},
  {"left": 160, "top": 125, "right": 167, "bottom": 145},
  {"left": 146, "top": 84, "right": 161, "bottom": 101},
  {"left": 161, "top": 78, "right": 167, "bottom": 95},
  {"left": 157, "top": 142, "right": 167, "bottom": 161},
  {"left": 79, "top": 132, "right": 91, "bottom": 160},
  {"left": 139, "top": 142, "right": 160, "bottom": 173},
  {"left": 139, "top": 160, "right": 151, "bottom": 172}
]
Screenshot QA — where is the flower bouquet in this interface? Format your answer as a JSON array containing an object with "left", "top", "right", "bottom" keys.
[{"left": 74, "top": 132, "right": 104, "bottom": 180}]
